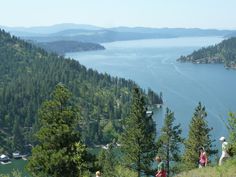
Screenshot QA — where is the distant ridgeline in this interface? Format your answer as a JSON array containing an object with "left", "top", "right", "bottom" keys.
[
  {"left": 0, "top": 29, "right": 162, "bottom": 152},
  {"left": 34, "top": 40, "right": 105, "bottom": 55},
  {"left": 177, "top": 37, "right": 236, "bottom": 69}
]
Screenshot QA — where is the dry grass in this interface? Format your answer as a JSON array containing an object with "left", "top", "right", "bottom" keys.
[{"left": 176, "top": 158, "right": 236, "bottom": 177}]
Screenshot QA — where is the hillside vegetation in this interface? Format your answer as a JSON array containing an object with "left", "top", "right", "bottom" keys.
[
  {"left": 177, "top": 37, "right": 236, "bottom": 69},
  {"left": 35, "top": 40, "right": 105, "bottom": 55},
  {"left": 0, "top": 29, "right": 162, "bottom": 153},
  {"left": 176, "top": 158, "right": 236, "bottom": 177}
]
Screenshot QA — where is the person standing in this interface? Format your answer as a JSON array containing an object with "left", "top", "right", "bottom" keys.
[
  {"left": 155, "top": 156, "right": 167, "bottom": 177},
  {"left": 219, "top": 136, "right": 230, "bottom": 166},
  {"left": 199, "top": 147, "right": 208, "bottom": 168},
  {"left": 96, "top": 171, "right": 101, "bottom": 177}
]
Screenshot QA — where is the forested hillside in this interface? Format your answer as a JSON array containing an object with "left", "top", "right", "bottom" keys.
[
  {"left": 35, "top": 40, "right": 105, "bottom": 55},
  {"left": 0, "top": 29, "right": 162, "bottom": 153},
  {"left": 177, "top": 37, "right": 236, "bottom": 69}
]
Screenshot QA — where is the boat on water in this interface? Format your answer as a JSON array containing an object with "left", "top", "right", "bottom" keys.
[
  {"left": 21, "top": 155, "right": 28, "bottom": 161},
  {"left": 146, "top": 110, "right": 153, "bottom": 117},
  {"left": 1, "top": 161, "right": 12, "bottom": 165},
  {"left": 12, "top": 152, "right": 22, "bottom": 159},
  {"left": 0, "top": 154, "right": 11, "bottom": 164}
]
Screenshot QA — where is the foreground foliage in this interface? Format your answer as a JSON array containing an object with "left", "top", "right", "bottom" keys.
[
  {"left": 157, "top": 108, "right": 183, "bottom": 176},
  {"left": 227, "top": 112, "right": 236, "bottom": 156},
  {"left": 27, "top": 84, "right": 88, "bottom": 177},
  {"left": 182, "top": 102, "right": 217, "bottom": 170},
  {"left": 121, "top": 88, "right": 157, "bottom": 177},
  {"left": 0, "top": 170, "right": 22, "bottom": 177},
  {"left": 176, "top": 157, "right": 236, "bottom": 177}
]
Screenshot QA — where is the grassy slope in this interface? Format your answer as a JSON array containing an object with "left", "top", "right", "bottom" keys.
[{"left": 176, "top": 158, "right": 236, "bottom": 177}]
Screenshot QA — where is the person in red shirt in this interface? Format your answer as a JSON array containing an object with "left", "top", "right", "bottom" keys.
[
  {"left": 199, "top": 147, "right": 208, "bottom": 168},
  {"left": 155, "top": 156, "right": 167, "bottom": 177}
]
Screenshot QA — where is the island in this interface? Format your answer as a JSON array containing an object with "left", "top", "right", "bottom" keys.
[{"left": 177, "top": 37, "right": 236, "bottom": 69}]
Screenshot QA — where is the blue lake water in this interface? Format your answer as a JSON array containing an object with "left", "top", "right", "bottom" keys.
[
  {"left": 0, "top": 159, "right": 29, "bottom": 176},
  {"left": 66, "top": 37, "right": 236, "bottom": 149}
]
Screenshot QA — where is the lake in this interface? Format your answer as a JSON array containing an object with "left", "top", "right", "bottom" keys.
[
  {"left": 67, "top": 37, "right": 236, "bottom": 148},
  {"left": 2, "top": 37, "right": 235, "bottom": 175},
  {"left": 0, "top": 159, "right": 29, "bottom": 176}
]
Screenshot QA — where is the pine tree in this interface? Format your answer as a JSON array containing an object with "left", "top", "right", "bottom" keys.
[
  {"left": 0, "top": 130, "right": 7, "bottom": 152},
  {"left": 182, "top": 102, "right": 217, "bottom": 170},
  {"left": 227, "top": 112, "right": 236, "bottom": 155},
  {"left": 157, "top": 108, "right": 183, "bottom": 176},
  {"left": 27, "top": 83, "right": 88, "bottom": 177},
  {"left": 12, "top": 117, "right": 24, "bottom": 152},
  {"left": 98, "top": 143, "right": 117, "bottom": 177},
  {"left": 121, "top": 87, "right": 156, "bottom": 177}
]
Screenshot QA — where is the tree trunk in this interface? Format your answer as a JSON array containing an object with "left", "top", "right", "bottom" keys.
[
  {"left": 167, "top": 141, "right": 170, "bottom": 177},
  {"left": 138, "top": 154, "right": 141, "bottom": 177}
]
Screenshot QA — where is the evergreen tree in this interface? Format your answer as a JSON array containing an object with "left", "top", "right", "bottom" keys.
[
  {"left": 227, "top": 112, "right": 236, "bottom": 155},
  {"left": 157, "top": 108, "right": 183, "bottom": 176},
  {"left": 98, "top": 143, "right": 117, "bottom": 177},
  {"left": 147, "top": 88, "right": 163, "bottom": 105},
  {"left": 121, "top": 87, "right": 156, "bottom": 177},
  {"left": 12, "top": 117, "right": 24, "bottom": 152},
  {"left": 27, "top": 84, "right": 88, "bottom": 177},
  {"left": 0, "top": 131, "right": 7, "bottom": 152},
  {"left": 182, "top": 102, "right": 217, "bottom": 170}
]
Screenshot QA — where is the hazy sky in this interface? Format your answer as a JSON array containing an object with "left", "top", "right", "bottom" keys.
[{"left": 1, "top": 0, "right": 236, "bottom": 29}]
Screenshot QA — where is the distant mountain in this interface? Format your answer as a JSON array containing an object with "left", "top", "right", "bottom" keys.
[
  {"left": 0, "top": 23, "right": 102, "bottom": 35},
  {"left": 0, "top": 24, "right": 107, "bottom": 54},
  {"left": 109, "top": 27, "right": 233, "bottom": 36},
  {"left": 22, "top": 29, "right": 176, "bottom": 43},
  {"left": 35, "top": 40, "right": 105, "bottom": 55},
  {"left": 2, "top": 24, "right": 236, "bottom": 43},
  {"left": 177, "top": 37, "right": 236, "bottom": 69},
  {"left": 19, "top": 28, "right": 236, "bottom": 44}
]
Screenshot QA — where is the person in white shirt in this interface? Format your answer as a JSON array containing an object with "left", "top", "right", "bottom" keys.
[
  {"left": 96, "top": 171, "right": 101, "bottom": 177},
  {"left": 219, "top": 136, "right": 230, "bottom": 166}
]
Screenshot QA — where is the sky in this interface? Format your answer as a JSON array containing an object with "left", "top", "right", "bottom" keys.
[{"left": 0, "top": 0, "right": 236, "bottom": 29}]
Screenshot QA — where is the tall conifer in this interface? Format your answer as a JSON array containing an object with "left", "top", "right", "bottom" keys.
[
  {"left": 121, "top": 87, "right": 156, "bottom": 177},
  {"left": 98, "top": 143, "right": 117, "bottom": 177},
  {"left": 227, "top": 112, "right": 236, "bottom": 155},
  {"left": 182, "top": 102, "right": 217, "bottom": 170},
  {"left": 157, "top": 108, "right": 183, "bottom": 176},
  {"left": 27, "top": 84, "right": 88, "bottom": 177}
]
